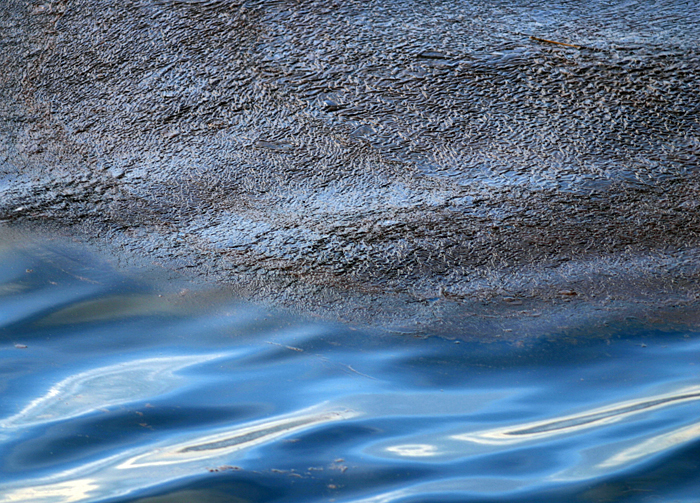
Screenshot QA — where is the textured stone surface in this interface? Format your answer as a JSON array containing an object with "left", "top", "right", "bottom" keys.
[{"left": 1, "top": 0, "right": 699, "bottom": 336}]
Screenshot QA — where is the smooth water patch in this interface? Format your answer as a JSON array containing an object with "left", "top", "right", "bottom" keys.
[{"left": 1, "top": 235, "right": 700, "bottom": 503}]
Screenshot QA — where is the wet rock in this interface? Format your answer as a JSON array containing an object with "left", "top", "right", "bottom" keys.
[{"left": 1, "top": 0, "right": 699, "bottom": 335}]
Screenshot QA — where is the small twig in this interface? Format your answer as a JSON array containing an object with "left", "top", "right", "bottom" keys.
[
  {"left": 266, "top": 341, "right": 304, "bottom": 352},
  {"left": 530, "top": 36, "right": 585, "bottom": 50},
  {"left": 341, "top": 364, "right": 376, "bottom": 380},
  {"left": 317, "top": 355, "right": 377, "bottom": 380}
]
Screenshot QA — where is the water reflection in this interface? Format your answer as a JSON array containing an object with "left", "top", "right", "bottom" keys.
[
  {"left": 118, "top": 408, "right": 357, "bottom": 468},
  {"left": 0, "top": 479, "right": 100, "bottom": 503},
  {"left": 1, "top": 354, "right": 226, "bottom": 430},
  {"left": 599, "top": 420, "right": 700, "bottom": 469},
  {"left": 385, "top": 444, "right": 438, "bottom": 458},
  {"left": 365, "top": 381, "right": 700, "bottom": 497},
  {"left": 0, "top": 407, "right": 356, "bottom": 503},
  {"left": 3, "top": 233, "right": 700, "bottom": 502},
  {"left": 455, "top": 385, "right": 700, "bottom": 445}
]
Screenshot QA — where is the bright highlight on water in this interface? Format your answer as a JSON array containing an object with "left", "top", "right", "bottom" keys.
[{"left": 2, "top": 234, "right": 700, "bottom": 503}]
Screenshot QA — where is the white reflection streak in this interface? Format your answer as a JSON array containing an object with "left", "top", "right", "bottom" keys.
[
  {"left": 385, "top": 444, "right": 438, "bottom": 457},
  {"left": 0, "top": 479, "right": 100, "bottom": 503},
  {"left": 0, "top": 406, "right": 357, "bottom": 503},
  {"left": 454, "top": 385, "right": 700, "bottom": 445},
  {"left": 118, "top": 408, "right": 357, "bottom": 468},
  {"left": 599, "top": 420, "right": 700, "bottom": 468},
  {"left": 0, "top": 354, "right": 224, "bottom": 429}
]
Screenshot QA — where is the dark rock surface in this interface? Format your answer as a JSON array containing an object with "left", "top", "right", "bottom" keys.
[{"left": 1, "top": 0, "right": 699, "bottom": 337}]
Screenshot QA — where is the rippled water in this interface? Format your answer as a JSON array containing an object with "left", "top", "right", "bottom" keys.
[{"left": 2, "top": 235, "right": 700, "bottom": 503}]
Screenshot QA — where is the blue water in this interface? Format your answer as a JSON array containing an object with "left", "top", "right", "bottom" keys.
[{"left": 1, "top": 235, "right": 700, "bottom": 503}]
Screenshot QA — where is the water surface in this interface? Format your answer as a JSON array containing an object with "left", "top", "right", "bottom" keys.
[{"left": 1, "top": 235, "right": 700, "bottom": 503}]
